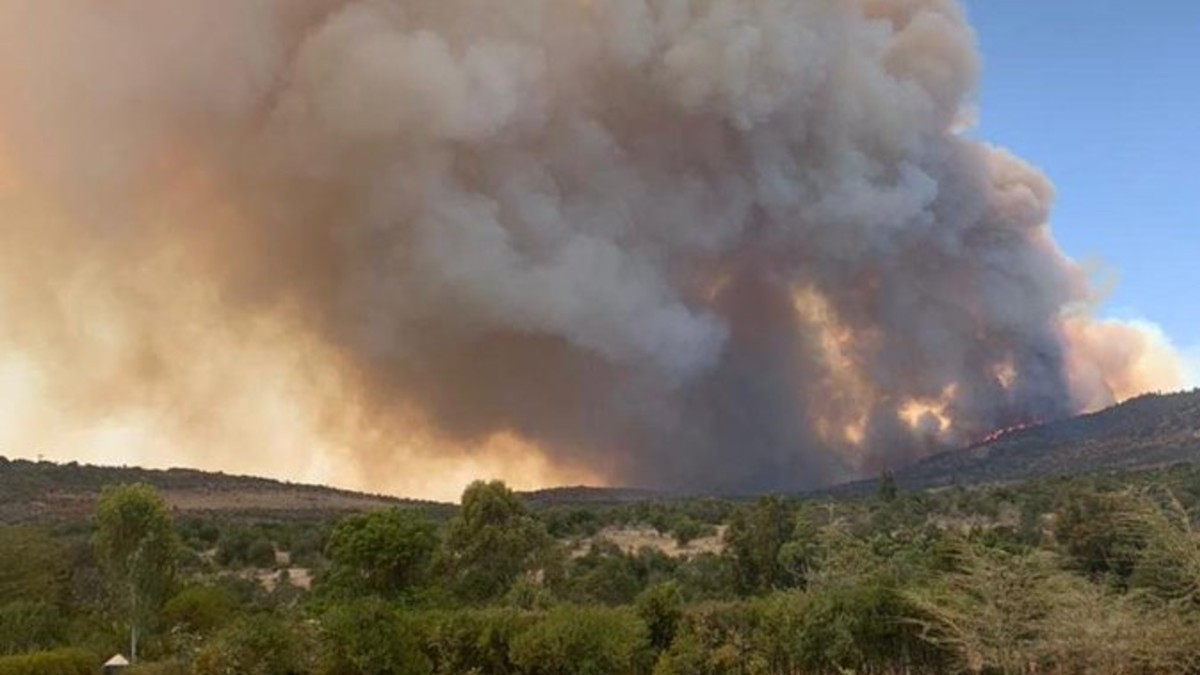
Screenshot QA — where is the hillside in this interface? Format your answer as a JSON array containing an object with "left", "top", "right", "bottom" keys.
[
  {"left": 520, "top": 485, "right": 671, "bottom": 507},
  {"left": 890, "top": 389, "right": 1200, "bottom": 490},
  {"left": 0, "top": 457, "right": 449, "bottom": 525}
]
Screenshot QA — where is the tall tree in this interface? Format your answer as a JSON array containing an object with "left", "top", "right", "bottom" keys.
[
  {"left": 725, "top": 495, "right": 795, "bottom": 594},
  {"left": 440, "top": 480, "right": 552, "bottom": 602},
  {"left": 94, "top": 483, "right": 178, "bottom": 662}
]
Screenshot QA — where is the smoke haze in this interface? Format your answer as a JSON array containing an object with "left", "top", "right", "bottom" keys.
[{"left": 0, "top": 0, "right": 1191, "bottom": 500}]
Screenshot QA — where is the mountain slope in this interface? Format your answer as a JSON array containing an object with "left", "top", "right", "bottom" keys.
[
  {"left": 0, "top": 457, "right": 449, "bottom": 525},
  {"left": 891, "top": 389, "right": 1200, "bottom": 489}
]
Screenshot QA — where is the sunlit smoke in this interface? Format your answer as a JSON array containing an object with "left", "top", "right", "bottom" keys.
[{"left": 0, "top": 0, "right": 1190, "bottom": 498}]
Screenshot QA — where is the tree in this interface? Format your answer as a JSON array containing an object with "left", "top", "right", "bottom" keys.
[
  {"left": 193, "top": 615, "right": 315, "bottom": 675},
  {"left": 322, "top": 508, "right": 439, "bottom": 601},
  {"left": 636, "top": 582, "right": 683, "bottom": 652},
  {"left": 509, "top": 606, "right": 649, "bottom": 675},
  {"left": 1055, "top": 490, "right": 1146, "bottom": 584},
  {"left": 318, "top": 598, "right": 431, "bottom": 675},
  {"left": 778, "top": 509, "right": 821, "bottom": 589},
  {"left": 0, "top": 529, "right": 68, "bottom": 606},
  {"left": 94, "top": 483, "right": 178, "bottom": 663},
  {"left": 725, "top": 495, "right": 795, "bottom": 594},
  {"left": 0, "top": 601, "right": 67, "bottom": 655},
  {"left": 878, "top": 470, "right": 899, "bottom": 502},
  {"left": 247, "top": 538, "right": 277, "bottom": 569},
  {"left": 441, "top": 481, "right": 552, "bottom": 602},
  {"left": 162, "top": 585, "right": 238, "bottom": 636}
]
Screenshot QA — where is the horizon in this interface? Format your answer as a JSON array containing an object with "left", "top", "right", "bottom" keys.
[{"left": 7, "top": 385, "right": 1197, "bottom": 502}]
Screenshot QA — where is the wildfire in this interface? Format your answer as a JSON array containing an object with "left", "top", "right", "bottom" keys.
[
  {"left": 898, "top": 384, "right": 959, "bottom": 435},
  {"left": 791, "top": 286, "right": 877, "bottom": 452},
  {"left": 977, "top": 420, "right": 1042, "bottom": 445}
]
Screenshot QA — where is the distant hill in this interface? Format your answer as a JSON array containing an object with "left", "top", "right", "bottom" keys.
[
  {"left": 885, "top": 389, "right": 1200, "bottom": 491},
  {"left": 0, "top": 457, "right": 450, "bottom": 525},
  {"left": 520, "top": 485, "right": 671, "bottom": 507}
]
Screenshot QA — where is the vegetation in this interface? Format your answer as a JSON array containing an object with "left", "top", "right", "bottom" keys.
[
  {"left": 94, "top": 484, "right": 179, "bottom": 662},
  {"left": 5, "top": 458, "right": 1200, "bottom": 672}
]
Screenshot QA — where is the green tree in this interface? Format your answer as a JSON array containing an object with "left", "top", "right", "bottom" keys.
[
  {"left": 441, "top": 481, "right": 551, "bottom": 602},
  {"left": 215, "top": 528, "right": 255, "bottom": 568},
  {"left": 193, "top": 615, "right": 315, "bottom": 675},
  {"left": 322, "top": 509, "right": 438, "bottom": 600},
  {"left": 1055, "top": 490, "right": 1146, "bottom": 583},
  {"left": 94, "top": 484, "right": 179, "bottom": 663},
  {"left": 247, "top": 538, "right": 277, "bottom": 569},
  {"left": 0, "top": 529, "right": 68, "bottom": 606},
  {"left": 778, "top": 509, "right": 821, "bottom": 589},
  {"left": 0, "top": 601, "right": 67, "bottom": 656},
  {"left": 725, "top": 495, "right": 794, "bottom": 594},
  {"left": 878, "top": 470, "right": 898, "bottom": 502},
  {"left": 318, "top": 599, "right": 431, "bottom": 675},
  {"left": 162, "top": 585, "right": 238, "bottom": 636},
  {"left": 510, "top": 606, "right": 650, "bottom": 675},
  {"left": 636, "top": 582, "right": 683, "bottom": 652}
]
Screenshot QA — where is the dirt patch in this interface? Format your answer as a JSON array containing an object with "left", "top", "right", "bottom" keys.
[
  {"left": 247, "top": 567, "right": 313, "bottom": 592},
  {"left": 573, "top": 525, "right": 726, "bottom": 558}
]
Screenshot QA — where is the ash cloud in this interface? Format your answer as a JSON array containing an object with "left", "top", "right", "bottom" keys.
[{"left": 0, "top": 0, "right": 1190, "bottom": 495}]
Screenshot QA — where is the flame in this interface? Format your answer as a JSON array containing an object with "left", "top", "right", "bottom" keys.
[
  {"left": 898, "top": 383, "right": 958, "bottom": 435},
  {"left": 791, "top": 285, "right": 877, "bottom": 452},
  {"left": 977, "top": 419, "right": 1041, "bottom": 445}
]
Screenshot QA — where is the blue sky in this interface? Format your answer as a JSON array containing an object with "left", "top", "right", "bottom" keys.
[{"left": 963, "top": 1, "right": 1200, "bottom": 367}]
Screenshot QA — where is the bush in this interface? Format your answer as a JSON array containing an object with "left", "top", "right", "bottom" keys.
[
  {"left": 1056, "top": 491, "right": 1147, "bottom": 583},
  {"left": 0, "top": 529, "right": 68, "bottom": 606},
  {"left": 214, "top": 529, "right": 253, "bottom": 568},
  {"left": 510, "top": 606, "right": 650, "bottom": 675},
  {"left": 0, "top": 648, "right": 94, "bottom": 675},
  {"left": 247, "top": 538, "right": 278, "bottom": 569},
  {"left": 637, "top": 583, "right": 683, "bottom": 652},
  {"left": 124, "top": 661, "right": 191, "bottom": 675},
  {"left": 162, "top": 585, "right": 238, "bottom": 635},
  {"left": 319, "top": 599, "right": 431, "bottom": 675},
  {"left": 0, "top": 602, "right": 67, "bottom": 656},
  {"left": 792, "top": 582, "right": 945, "bottom": 673},
  {"left": 193, "top": 615, "right": 316, "bottom": 675},
  {"left": 414, "top": 608, "right": 532, "bottom": 675}
]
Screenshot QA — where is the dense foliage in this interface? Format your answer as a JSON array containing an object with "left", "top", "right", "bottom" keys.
[{"left": 6, "top": 466, "right": 1200, "bottom": 672}]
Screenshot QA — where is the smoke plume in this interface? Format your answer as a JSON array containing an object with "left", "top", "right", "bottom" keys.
[{"left": 0, "top": 0, "right": 1191, "bottom": 498}]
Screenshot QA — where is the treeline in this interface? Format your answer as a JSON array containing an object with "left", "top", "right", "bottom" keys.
[{"left": 5, "top": 465, "right": 1200, "bottom": 673}]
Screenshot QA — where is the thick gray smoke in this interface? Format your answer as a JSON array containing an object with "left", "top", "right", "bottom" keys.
[{"left": 0, "top": 0, "right": 1189, "bottom": 495}]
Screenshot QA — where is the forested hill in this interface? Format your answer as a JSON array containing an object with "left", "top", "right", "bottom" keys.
[
  {"left": 890, "top": 389, "right": 1200, "bottom": 490},
  {"left": 0, "top": 457, "right": 448, "bottom": 525}
]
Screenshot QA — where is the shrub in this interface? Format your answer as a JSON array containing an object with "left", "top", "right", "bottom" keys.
[
  {"left": 124, "top": 661, "right": 191, "bottom": 675},
  {"left": 509, "top": 605, "right": 650, "bottom": 675},
  {"left": 247, "top": 538, "right": 278, "bottom": 569},
  {"left": 0, "top": 648, "right": 94, "bottom": 675},
  {"left": 0, "top": 602, "right": 67, "bottom": 656},
  {"left": 193, "top": 615, "right": 315, "bottom": 675},
  {"left": 414, "top": 608, "right": 532, "bottom": 675},
  {"left": 637, "top": 583, "right": 684, "bottom": 652},
  {"left": 319, "top": 599, "right": 431, "bottom": 675},
  {"left": 162, "top": 585, "right": 238, "bottom": 635}
]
